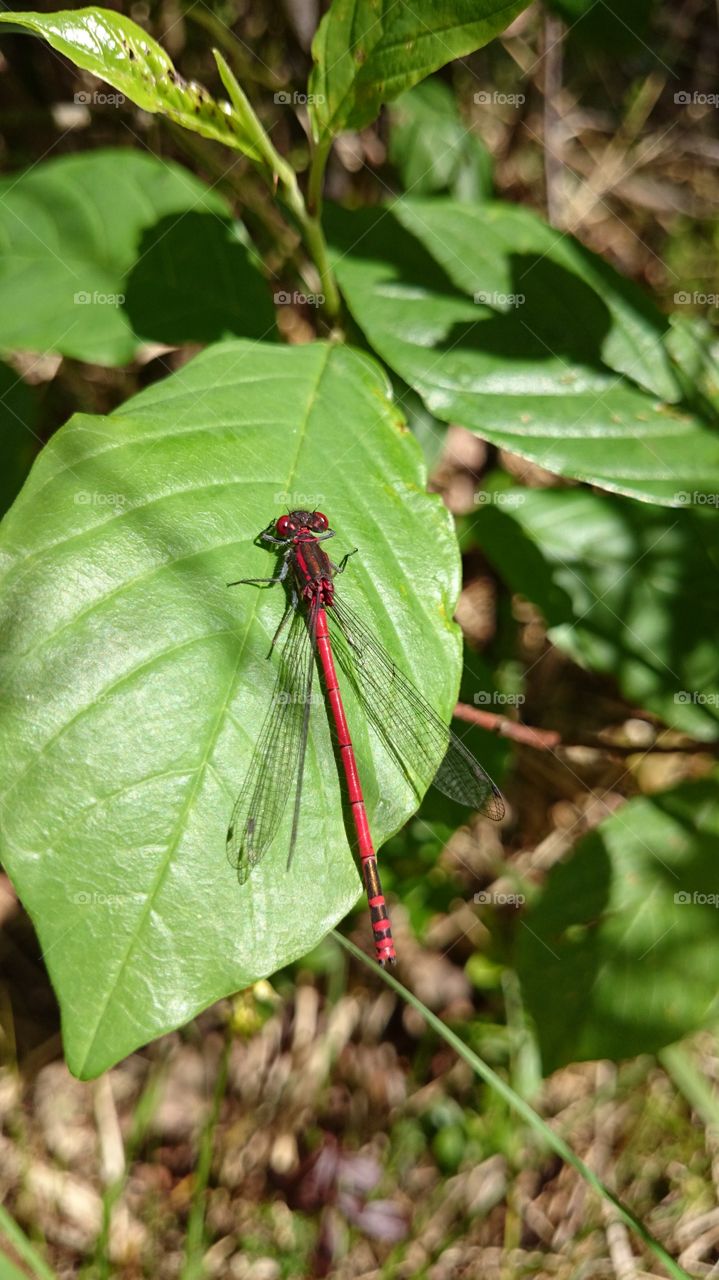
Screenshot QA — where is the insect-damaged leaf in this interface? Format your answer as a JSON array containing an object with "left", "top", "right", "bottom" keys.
[{"left": 0, "top": 7, "right": 263, "bottom": 157}]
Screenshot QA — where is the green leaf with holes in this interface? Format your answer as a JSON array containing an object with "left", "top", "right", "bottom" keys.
[
  {"left": 327, "top": 202, "right": 719, "bottom": 506},
  {"left": 516, "top": 779, "right": 719, "bottom": 1071},
  {"left": 0, "top": 7, "right": 262, "bottom": 157},
  {"left": 0, "top": 149, "right": 274, "bottom": 364},
  {"left": 308, "top": 0, "right": 531, "bottom": 142},
  {"left": 0, "top": 339, "right": 467, "bottom": 1078}
]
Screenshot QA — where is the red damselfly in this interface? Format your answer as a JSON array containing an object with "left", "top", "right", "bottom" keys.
[{"left": 227, "top": 509, "right": 504, "bottom": 965}]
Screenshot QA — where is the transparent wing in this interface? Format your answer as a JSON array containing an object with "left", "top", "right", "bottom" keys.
[
  {"left": 227, "top": 605, "right": 315, "bottom": 883},
  {"left": 328, "top": 593, "right": 504, "bottom": 821}
]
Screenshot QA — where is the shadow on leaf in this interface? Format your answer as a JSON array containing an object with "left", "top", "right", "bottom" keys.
[{"left": 124, "top": 211, "right": 276, "bottom": 346}]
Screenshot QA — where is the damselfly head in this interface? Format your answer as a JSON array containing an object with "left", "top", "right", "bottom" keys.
[{"left": 276, "top": 510, "right": 329, "bottom": 537}]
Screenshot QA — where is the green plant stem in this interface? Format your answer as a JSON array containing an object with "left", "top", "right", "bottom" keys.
[
  {"left": 307, "top": 135, "right": 331, "bottom": 219},
  {"left": 333, "top": 932, "right": 693, "bottom": 1280},
  {"left": 214, "top": 50, "right": 341, "bottom": 320},
  {"left": 288, "top": 193, "right": 341, "bottom": 318},
  {"left": 660, "top": 1041, "right": 719, "bottom": 1127},
  {"left": 298, "top": 134, "right": 340, "bottom": 317},
  {"left": 265, "top": 155, "right": 339, "bottom": 318},
  {"left": 0, "top": 1204, "right": 57, "bottom": 1280}
]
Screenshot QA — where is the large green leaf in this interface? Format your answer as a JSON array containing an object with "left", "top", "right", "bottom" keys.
[
  {"left": 475, "top": 487, "right": 719, "bottom": 740},
  {"left": 0, "top": 339, "right": 464, "bottom": 1078},
  {"left": 308, "top": 0, "right": 530, "bottom": 142},
  {"left": 393, "top": 198, "right": 679, "bottom": 401},
  {"left": 388, "top": 80, "right": 493, "bottom": 201},
  {"left": 327, "top": 204, "right": 719, "bottom": 506},
  {"left": 516, "top": 779, "right": 719, "bottom": 1071},
  {"left": 0, "top": 150, "right": 274, "bottom": 364},
  {"left": 0, "top": 8, "right": 262, "bottom": 158}
]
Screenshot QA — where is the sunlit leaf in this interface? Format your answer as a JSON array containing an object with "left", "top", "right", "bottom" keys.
[
  {"left": 308, "top": 0, "right": 531, "bottom": 141},
  {"left": 0, "top": 7, "right": 262, "bottom": 157},
  {"left": 0, "top": 339, "right": 465, "bottom": 1077},
  {"left": 0, "top": 150, "right": 273, "bottom": 364},
  {"left": 327, "top": 203, "right": 719, "bottom": 505}
]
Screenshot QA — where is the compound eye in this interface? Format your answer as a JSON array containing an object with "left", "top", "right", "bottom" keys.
[
  {"left": 276, "top": 515, "right": 292, "bottom": 537},
  {"left": 313, "top": 511, "right": 329, "bottom": 531}
]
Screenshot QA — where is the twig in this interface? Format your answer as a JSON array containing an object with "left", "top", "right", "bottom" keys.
[
  {"left": 454, "top": 702, "right": 561, "bottom": 749},
  {"left": 454, "top": 702, "right": 719, "bottom": 756},
  {"left": 93, "top": 1073, "right": 125, "bottom": 1185}
]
